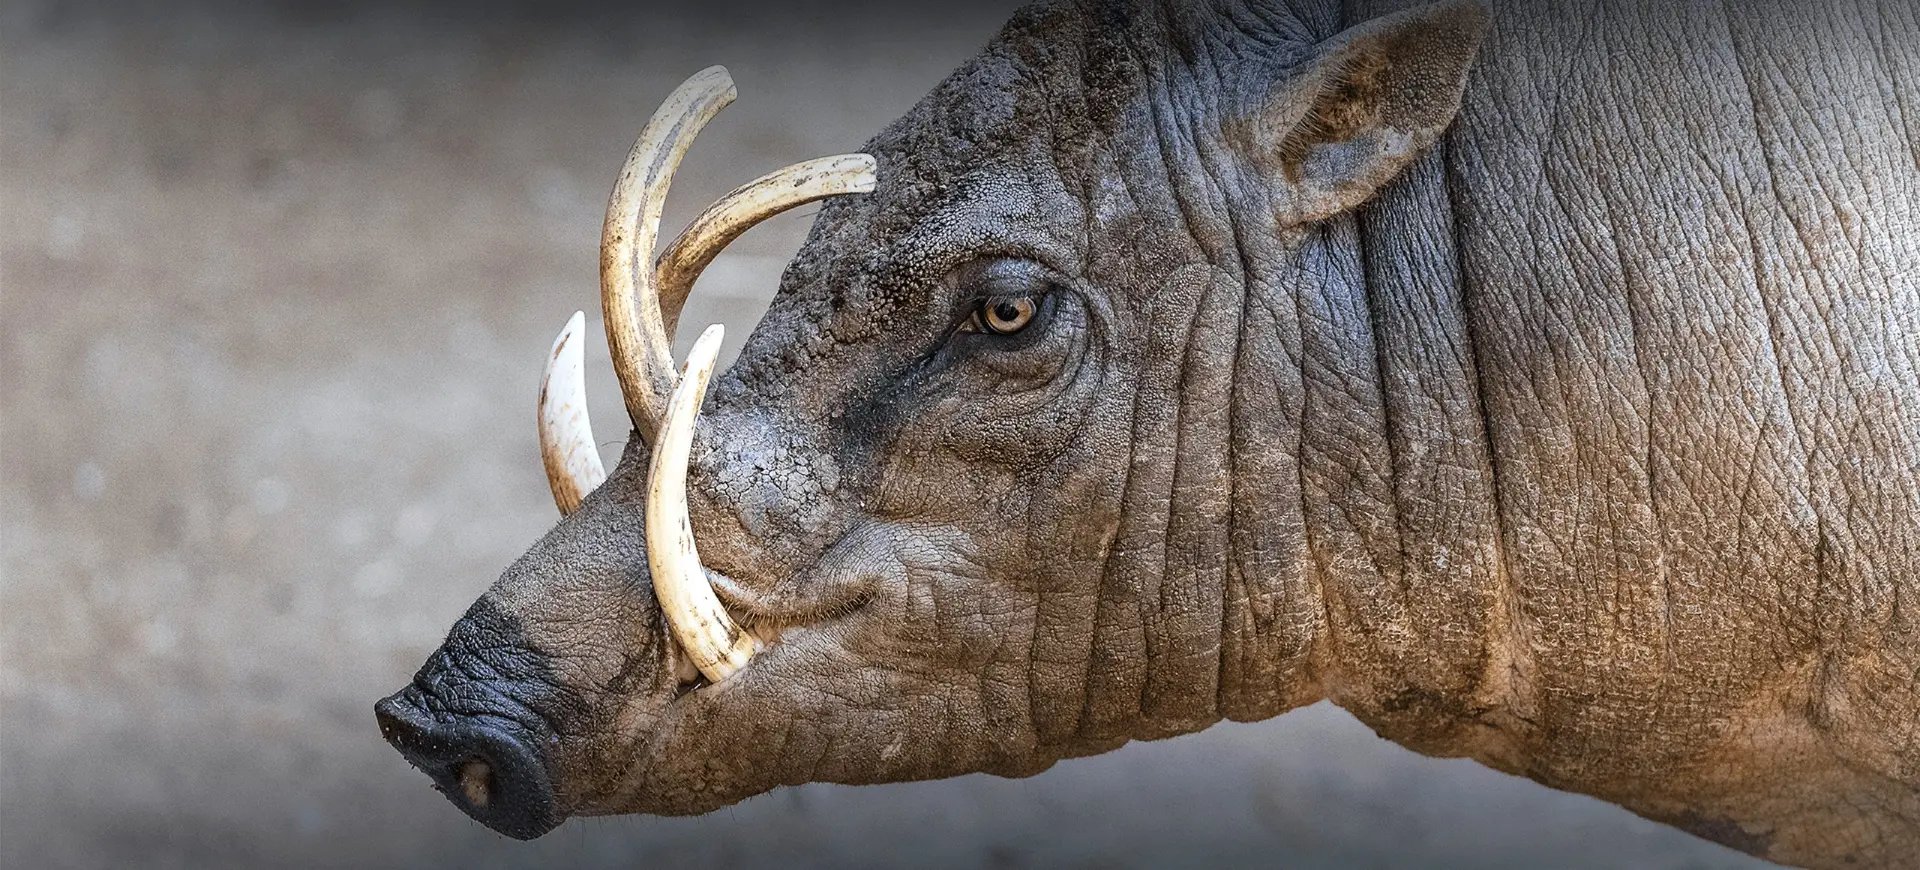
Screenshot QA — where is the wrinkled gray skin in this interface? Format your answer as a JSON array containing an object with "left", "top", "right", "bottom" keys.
[{"left": 375, "top": 0, "right": 1920, "bottom": 866}]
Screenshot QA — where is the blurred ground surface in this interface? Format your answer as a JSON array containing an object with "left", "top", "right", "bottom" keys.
[{"left": 0, "top": 2, "right": 1773, "bottom": 867}]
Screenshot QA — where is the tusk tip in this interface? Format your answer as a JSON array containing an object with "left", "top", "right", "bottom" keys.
[
  {"left": 552, "top": 311, "right": 587, "bottom": 358},
  {"left": 686, "top": 324, "right": 725, "bottom": 374},
  {"left": 690, "top": 65, "right": 737, "bottom": 100},
  {"left": 548, "top": 311, "right": 589, "bottom": 366}
]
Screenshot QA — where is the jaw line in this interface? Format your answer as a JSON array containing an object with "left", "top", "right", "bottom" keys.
[
  {"left": 600, "top": 521, "right": 929, "bottom": 813},
  {"left": 590, "top": 572, "right": 881, "bottom": 816}
]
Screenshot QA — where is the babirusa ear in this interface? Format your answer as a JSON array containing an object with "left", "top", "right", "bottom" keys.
[{"left": 1239, "top": 0, "right": 1489, "bottom": 225}]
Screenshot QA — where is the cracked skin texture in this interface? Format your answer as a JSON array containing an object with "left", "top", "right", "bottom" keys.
[{"left": 385, "top": 0, "right": 1920, "bottom": 866}]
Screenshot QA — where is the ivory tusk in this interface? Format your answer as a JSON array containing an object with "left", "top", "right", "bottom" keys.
[
  {"left": 602, "top": 65, "right": 736, "bottom": 445},
  {"left": 655, "top": 153, "right": 878, "bottom": 338},
  {"left": 646, "top": 324, "right": 758, "bottom": 682},
  {"left": 538, "top": 311, "right": 608, "bottom": 516}
]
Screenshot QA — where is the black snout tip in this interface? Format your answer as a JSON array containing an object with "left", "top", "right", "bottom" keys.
[{"left": 374, "top": 692, "right": 561, "bottom": 840}]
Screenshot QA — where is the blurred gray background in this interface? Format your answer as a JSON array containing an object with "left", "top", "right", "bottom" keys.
[{"left": 1, "top": 1, "right": 1773, "bottom": 867}]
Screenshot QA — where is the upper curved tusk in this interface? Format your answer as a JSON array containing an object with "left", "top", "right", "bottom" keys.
[
  {"left": 646, "top": 324, "right": 758, "bottom": 682},
  {"left": 602, "top": 65, "right": 736, "bottom": 445},
  {"left": 654, "top": 153, "right": 878, "bottom": 338},
  {"left": 538, "top": 311, "right": 607, "bottom": 516}
]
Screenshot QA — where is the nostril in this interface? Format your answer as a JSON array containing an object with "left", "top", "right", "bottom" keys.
[{"left": 459, "top": 759, "right": 493, "bottom": 809}]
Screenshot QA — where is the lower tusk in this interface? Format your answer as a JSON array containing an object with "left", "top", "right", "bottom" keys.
[
  {"left": 538, "top": 311, "right": 607, "bottom": 516},
  {"left": 646, "top": 324, "right": 758, "bottom": 682},
  {"left": 654, "top": 153, "right": 878, "bottom": 338}
]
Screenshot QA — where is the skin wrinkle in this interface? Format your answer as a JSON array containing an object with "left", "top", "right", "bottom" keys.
[
  {"left": 1609, "top": 0, "right": 1777, "bottom": 727},
  {"left": 1226, "top": 276, "right": 1316, "bottom": 715},
  {"left": 1150, "top": 34, "right": 1254, "bottom": 727},
  {"left": 1152, "top": 288, "right": 1188, "bottom": 727},
  {"left": 1460, "top": 0, "right": 1620, "bottom": 779},
  {"left": 1056, "top": 37, "right": 1121, "bottom": 749},
  {"left": 1076, "top": 241, "right": 1145, "bottom": 736},
  {"left": 1345, "top": 223, "right": 1414, "bottom": 689},
  {"left": 1337, "top": 37, "right": 1512, "bottom": 739},
  {"left": 1136, "top": 270, "right": 1190, "bottom": 732},
  {"left": 1288, "top": 219, "right": 1334, "bottom": 699},
  {"left": 1532, "top": 0, "right": 1605, "bottom": 178},
  {"left": 1330, "top": 211, "right": 1440, "bottom": 700},
  {"left": 1719, "top": 1, "right": 1845, "bottom": 643},
  {"left": 1219, "top": 257, "right": 1272, "bottom": 715},
  {"left": 1144, "top": 54, "right": 1196, "bottom": 724},
  {"left": 1712, "top": 12, "right": 1823, "bottom": 653},
  {"left": 1359, "top": 156, "right": 1516, "bottom": 743},
  {"left": 1121, "top": 30, "right": 1182, "bottom": 737},
  {"left": 1195, "top": 8, "right": 1312, "bottom": 715},
  {"left": 1215, "top": 170, "right": 1257, "bottom": 720},
  {"left": 1083, "top": 28, "right": 1173, "bottom": 736},
  {"left": 1440, "top": 130, "right": 1540, "bottom": 742},
  {"left": 1173, "top": 267, "right": 1237, "bottom": 723},
  {"left": 1854, "top": 3, "right": 1920, "bottom": 461},
  {"left": 1877, "top": 0, "right": 1920, "bottom": 171},
  {"left": 1084, "top": 371, "right": 1149, "bottom": 737},
  {"left": 1019, "top": 474, "right": 1049, "bottom": 749},
  {"left": 1594, "top": 150, "right": 1672, "bottom": 663},
  {"left": 1352, "top": 213, "right": 1411, "bottom": 604}
]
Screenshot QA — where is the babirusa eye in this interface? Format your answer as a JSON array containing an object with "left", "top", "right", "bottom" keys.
[{"left": 978, "top": 297, "right": 1036, "bottom": 335}]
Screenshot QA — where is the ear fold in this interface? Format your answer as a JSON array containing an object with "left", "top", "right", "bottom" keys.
[{"left": 1236, "top": 0, "right": 1490, "bottom": 225}]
